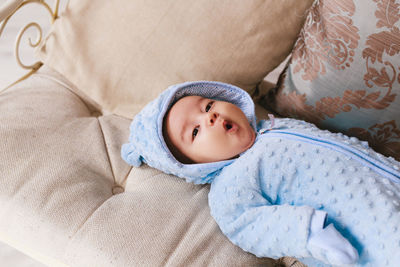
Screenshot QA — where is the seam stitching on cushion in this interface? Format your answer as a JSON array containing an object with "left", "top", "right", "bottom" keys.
[
  {"left": 97, "top": 118, "right": 117, "bottom": 185},
  {"left": 67, "top": 196, "right": 112, "bottom": 243},
  {"left": 121, "top": 166, "right": 132, "bottom": 187},
  {"left": 33, "top": 73, "right": 120, "bottom": 183},
  {"left": 64, "top": 120, "right": 116, "bottom": 242}
]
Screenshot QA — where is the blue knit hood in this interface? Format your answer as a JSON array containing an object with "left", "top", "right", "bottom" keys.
[{"left": 121, "top": 81, "right": 257, "bottom": 184}]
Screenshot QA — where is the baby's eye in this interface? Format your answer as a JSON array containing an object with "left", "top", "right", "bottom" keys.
[
  {"left": 205, "top": 101, "right": 214, "bottom": 112},
  {"left": 192, "top": 127, "right": 199, "bottom": 139}
]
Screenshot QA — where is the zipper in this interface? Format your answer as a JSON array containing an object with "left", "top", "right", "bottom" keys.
[{"left": 258, "top": 128, "right": 400, "bottom": 183}]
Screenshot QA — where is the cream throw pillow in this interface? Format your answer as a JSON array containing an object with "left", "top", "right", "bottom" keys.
[{"left": 37, "top": 0, "right": 314, "bottom": 118}]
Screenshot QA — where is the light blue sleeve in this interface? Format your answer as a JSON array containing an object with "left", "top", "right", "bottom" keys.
[{"left": 208, "top": 169, "right": 316, "bottom": 259}]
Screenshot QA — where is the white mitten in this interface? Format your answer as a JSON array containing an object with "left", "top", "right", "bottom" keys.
[{"left": 307, "top": 210, "right": 359, "bottom": 266}]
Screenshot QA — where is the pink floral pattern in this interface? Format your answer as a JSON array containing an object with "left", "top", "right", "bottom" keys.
[
  {"left": 363, "top": 0, "right": 400, "bottom": 92},
  {"left": 348, "top": 120, "right": 400, "bottom": 158},
  {"left": 264, "top": 0, "right": 400, "bottom": 161},
  {"left": 292, "top": 0, "right": 360, "bottom": 81}
]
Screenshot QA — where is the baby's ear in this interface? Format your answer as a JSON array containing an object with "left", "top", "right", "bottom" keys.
[{"left": 121, "top": 143, "right": 142, "bottom": 167}]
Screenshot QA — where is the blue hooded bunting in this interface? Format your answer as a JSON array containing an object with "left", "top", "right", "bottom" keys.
[
  {"left": 121, "top": 81, "right": 256, "bottom": 184},
  {"left": 122, "top": 81, "right": 400, "bottom": 266}
]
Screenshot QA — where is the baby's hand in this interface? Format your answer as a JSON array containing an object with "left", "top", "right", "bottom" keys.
[{"left": 307, "top": 211, "right": 359, "bottom": 266}]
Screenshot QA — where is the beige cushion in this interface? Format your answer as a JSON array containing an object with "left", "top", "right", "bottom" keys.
[
  {"left": 37, "top": 0, "right": 314, "bottom": 119},
  {"left": 0, "top": 67, "right": 275, "bottom": 266},
  {"left": 262, "top": 0, "right": 400, "bottom": 161}
]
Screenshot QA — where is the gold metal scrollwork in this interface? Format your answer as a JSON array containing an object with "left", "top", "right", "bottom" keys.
[{"left": 0, "top": 0, "right": 60, "bottom": 92}]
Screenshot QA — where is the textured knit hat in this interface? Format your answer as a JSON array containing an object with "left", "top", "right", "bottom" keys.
[{"left": 121, "top": 81, "right": 256, "bottom": 184}]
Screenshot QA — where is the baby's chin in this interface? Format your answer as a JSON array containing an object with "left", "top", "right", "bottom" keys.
[{"left": 229, "top": 130, "right": 256, "bottom": 160}]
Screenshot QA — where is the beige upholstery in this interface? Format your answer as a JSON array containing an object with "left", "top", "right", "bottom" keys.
[
  {"left": 1, "top": 1, "right": 315, "bottom": 265},
  {"left": 0, "top": 66, "right": 276, "bottom": 266},
  {"left": 37, "top": 0, "right": 314, "bottom": 119}
]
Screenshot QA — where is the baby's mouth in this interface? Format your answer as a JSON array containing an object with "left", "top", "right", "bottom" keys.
[{"left": 223, "top": 120, "right": 238, "bottom": 133}]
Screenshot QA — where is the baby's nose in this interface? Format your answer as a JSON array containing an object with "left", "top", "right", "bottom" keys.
[{"left": 207, "top": 112, "right": 219, "bottom": 125}]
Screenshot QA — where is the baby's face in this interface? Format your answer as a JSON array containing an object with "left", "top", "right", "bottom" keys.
[{"left": 164, "top": 95, "right": 255, "bottom": 163}]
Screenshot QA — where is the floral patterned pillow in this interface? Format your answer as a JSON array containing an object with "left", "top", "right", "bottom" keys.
[{"left": 262, "top": 0, "right": 400, "bottom": 160}]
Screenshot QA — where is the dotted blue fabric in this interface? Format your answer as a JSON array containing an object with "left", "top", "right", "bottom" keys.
[
  {"left": 122, "top": 81, "right": 400, "bottom": 266},
  {"left": 210, "top": 118, "right": 400, "bottom": 266}
]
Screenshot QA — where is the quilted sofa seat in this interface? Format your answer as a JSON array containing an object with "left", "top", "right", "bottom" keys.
[{"left": 0, "top": 67, "right": 274, "bottom": 266}]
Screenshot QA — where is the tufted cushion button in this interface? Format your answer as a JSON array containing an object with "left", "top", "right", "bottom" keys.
[
  {"left": 91, "top": 110, "right": 102, "bottom": 117},
  {"left": 112, "top": 185, "right": 124, "bottom": 195}
]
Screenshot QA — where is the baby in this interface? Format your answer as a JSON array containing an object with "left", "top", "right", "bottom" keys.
[{"left": 122, "top": 81, "right": 400, "bottom": 266}]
